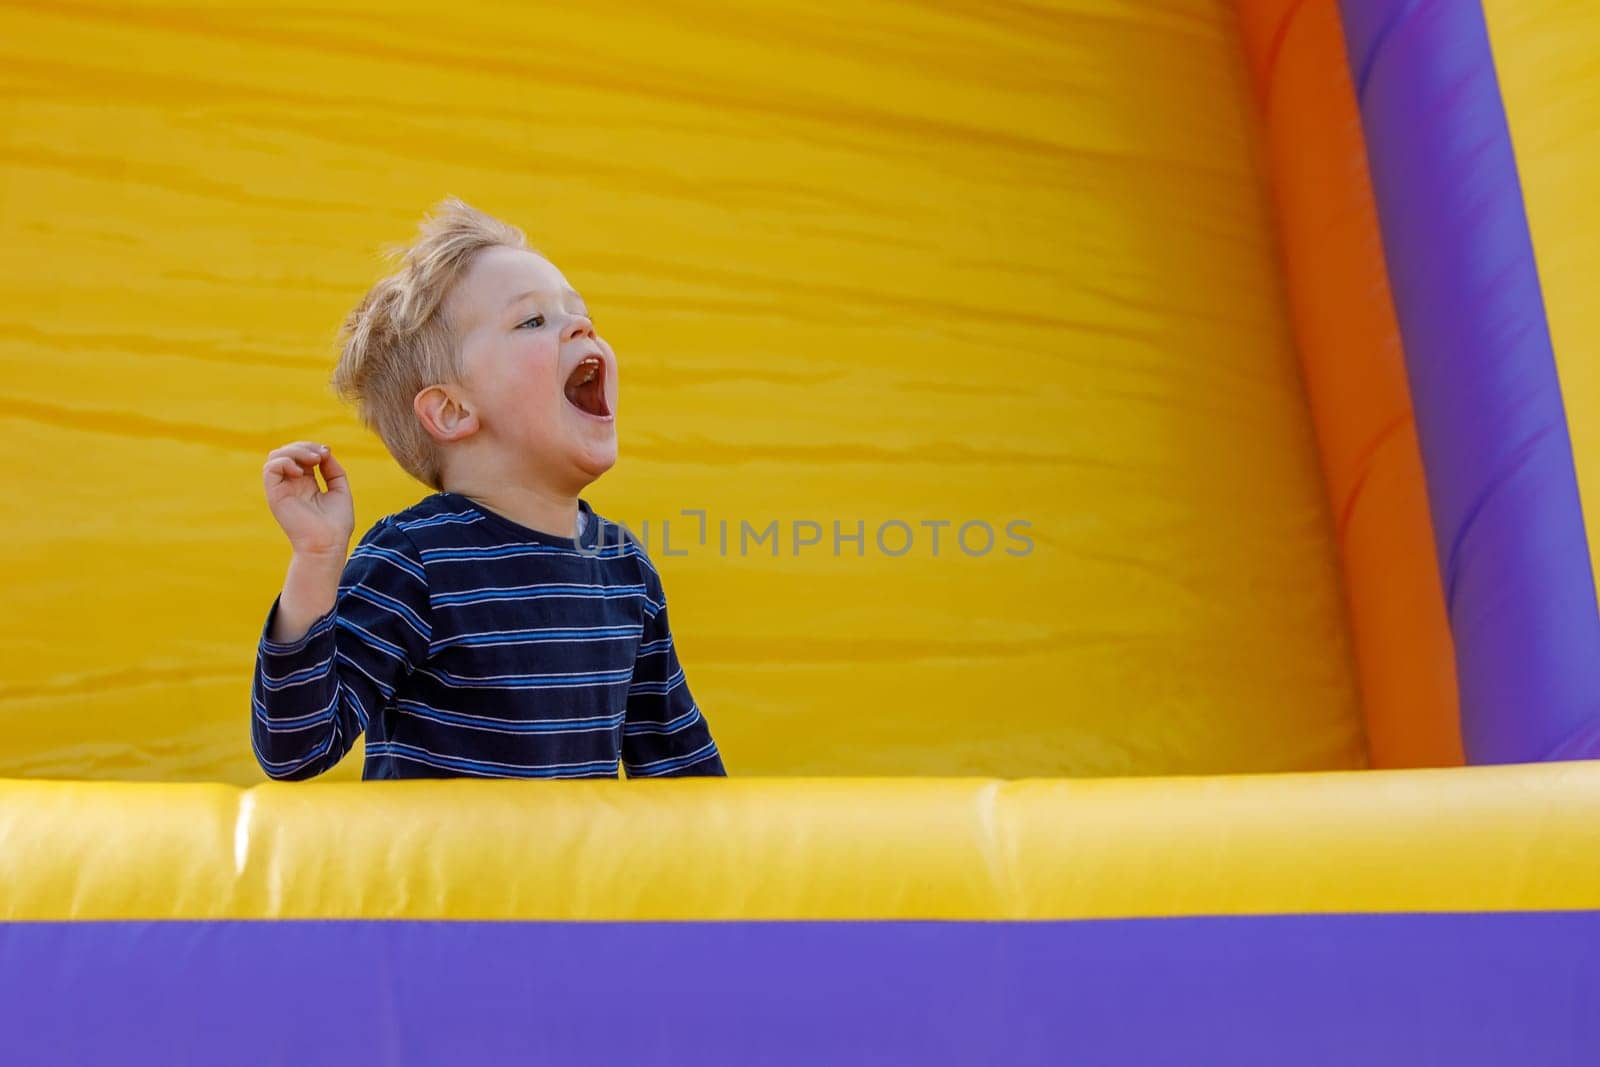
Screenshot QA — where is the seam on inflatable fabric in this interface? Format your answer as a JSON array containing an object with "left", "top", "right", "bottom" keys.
[
  {"left": 1352, "top": 0, "right": 1422, "bottom": 104},
  {"left": 1259, "top": 0, "right": 1318, "bottom": 104},
  {"left": 1335, "top": 411, "right": 1412, "bottom": 547}
]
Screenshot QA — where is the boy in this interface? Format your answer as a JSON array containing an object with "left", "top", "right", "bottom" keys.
[{"left": 252, "top": 198, "right": 724, "bottom": 780}]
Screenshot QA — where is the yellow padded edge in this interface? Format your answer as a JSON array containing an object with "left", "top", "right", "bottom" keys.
[{"left": 4, "top": 764, "right": 1599, "bottom": 920}]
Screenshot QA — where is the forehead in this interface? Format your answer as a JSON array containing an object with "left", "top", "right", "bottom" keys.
[{"left": 447, "top": 246, "right": 574, "bottom": 330}]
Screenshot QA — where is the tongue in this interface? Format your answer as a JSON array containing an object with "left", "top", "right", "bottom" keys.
[{"left": 564, "top": 372, "right": 609, "bottom": 417}]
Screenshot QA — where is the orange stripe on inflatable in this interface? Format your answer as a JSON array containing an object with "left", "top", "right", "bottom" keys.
[{"left": 1235, "top": 0, "right": 1462, "bottom": 767}]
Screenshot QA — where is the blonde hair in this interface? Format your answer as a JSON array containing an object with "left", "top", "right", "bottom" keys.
[{"left": 331, "top": 197, "right": 530, "bottom": 490}]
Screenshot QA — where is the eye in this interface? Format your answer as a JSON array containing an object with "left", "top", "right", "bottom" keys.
[{"left": 517, "top": 314, "right": 545, "bottom": 329}]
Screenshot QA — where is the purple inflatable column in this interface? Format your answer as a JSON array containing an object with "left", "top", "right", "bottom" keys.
[{"left": 1337, "top": 0, "right": 1600, "bottom": 762}]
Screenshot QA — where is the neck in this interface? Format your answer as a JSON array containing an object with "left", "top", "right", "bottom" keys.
[{"left": 446, "top": 478, "right": 582, "bottom": 539}]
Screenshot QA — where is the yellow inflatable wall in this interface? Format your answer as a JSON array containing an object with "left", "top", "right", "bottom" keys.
[{"left": 0, "top": 0, "right": 1363, "bottom": 782}]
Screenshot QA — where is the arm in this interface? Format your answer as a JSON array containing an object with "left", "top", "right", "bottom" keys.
[
  {"left": 251, "top": 441, "right": 430, "bottom": 780},
  {"left": 622, "top": 555, "right": 725, "bottom": 778},
  {"left": 251, "top": 517, "right": 431, "bottom": 779}
]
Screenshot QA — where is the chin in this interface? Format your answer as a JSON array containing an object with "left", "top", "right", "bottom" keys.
[{"left": 572, "top": 439, "right": 618, "bottom": 482}]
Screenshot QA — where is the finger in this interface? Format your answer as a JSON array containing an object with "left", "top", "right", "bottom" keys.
[
  {"left": 268, "top": 442, "right": 330, "bottom": 465},
  {"left": 267, "top": 441, "right": 314, "bottom": 459},
  {"left": 262, "top": 458, "right": 296, "bottom": 488},
  {"left": 286, "top": 452, "right": 323, "bottom": 475},
  {"left": 318, "top": 449, "right": 348, "bottom": 491}
]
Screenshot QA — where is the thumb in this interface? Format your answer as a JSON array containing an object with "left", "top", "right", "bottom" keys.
[{"left": 318, "top": 449, "right": 350, "bottom": 494}]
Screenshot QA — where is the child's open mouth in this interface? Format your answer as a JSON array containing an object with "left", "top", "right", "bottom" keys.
[{"left": 563, "top": 356, "right": 612, "bottom": 419}]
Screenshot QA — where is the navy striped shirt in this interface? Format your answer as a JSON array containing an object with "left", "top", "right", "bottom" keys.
[{"left": 251, "top": 491, "right": 725, "bottom": 780}]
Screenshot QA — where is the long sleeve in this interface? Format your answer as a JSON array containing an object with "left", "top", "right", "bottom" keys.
[
  {"left": 250, "top": 518, "right": 432, "bottom": 780},
  {"left": 622, "top": 557, "right": 725, "bottom": 778}
]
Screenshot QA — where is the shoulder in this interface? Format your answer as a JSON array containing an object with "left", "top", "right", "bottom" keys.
[
  {"left": 585, "top": 506, "right": 663, "bottom": 589},
  {"left": 588, "top": 507, "right": 653, "bottom": 561},
  {"left": 357, "top": 492, "right": 486, "bottom": 555},
  {"left": 346, "top": 495, "right": 458, "bottom": 582},
  {"left": 386, "top": 492, "right": 480, "bottom": 537},
  {"left": 587, "top": 507, "right": 632, "bottom": 549}
]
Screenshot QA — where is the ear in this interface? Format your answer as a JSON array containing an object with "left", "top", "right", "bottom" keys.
[{"left": 414, "top": 384, "right": 481, "bottom": 444}]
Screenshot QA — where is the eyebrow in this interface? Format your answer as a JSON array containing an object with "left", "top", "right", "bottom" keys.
[{"left": 505, "top": 287, "right": 586, "bottom": 311}]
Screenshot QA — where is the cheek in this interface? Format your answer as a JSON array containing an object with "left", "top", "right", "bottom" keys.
[{"left": 509, "top": 342, "right": 562, "bottom": 396}]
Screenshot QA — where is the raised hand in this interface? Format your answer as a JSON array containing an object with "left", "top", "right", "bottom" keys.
[{"left": 262, "top": 442, "right": 355, "bottom": 560}]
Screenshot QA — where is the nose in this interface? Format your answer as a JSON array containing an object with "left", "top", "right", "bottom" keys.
[{"left": 561, "top": 312, "right": 595, "bottom": 342}]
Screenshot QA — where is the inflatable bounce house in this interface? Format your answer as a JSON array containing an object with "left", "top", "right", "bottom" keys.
[{"left": 3, "top": 0, "right": 1599, "bottom": 1061}]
